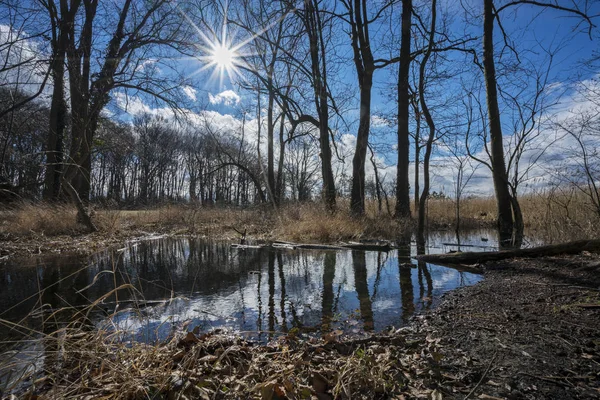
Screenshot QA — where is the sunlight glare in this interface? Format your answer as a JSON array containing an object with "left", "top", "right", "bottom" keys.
[
  {"left": 211, "top": 43, "right": 236, "bottom": 71},
  {"left": 175, "top": 3, "right": 295, "bottom": 88}
]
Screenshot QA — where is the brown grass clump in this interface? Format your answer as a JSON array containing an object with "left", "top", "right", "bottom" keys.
[
  {"left": 4, "top": 323, "right": 446, "bottom": 399},
  {"left": 425, "top": 197, "right": 496, "bottom": 230},
  {"left": 519, "top": 190, "right": 600, "bottom": 243},
  {"left": 1, "top": 203, "right": 81, "bottom": 236},
  {"left": 424, "top": 192, "right": 600, "bottom": 243},
  {"left": 276, "top": 204, "right": 363, "bottom": 242},
  {"left": 272, "top": 201, "right": 409, "bottom": 243}
]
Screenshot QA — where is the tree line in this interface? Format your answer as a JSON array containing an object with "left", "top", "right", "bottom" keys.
[{"left": 0, "top": 0, "right": 598, "bottom": 248}]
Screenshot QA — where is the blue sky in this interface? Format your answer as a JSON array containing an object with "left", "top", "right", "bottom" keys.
[
  {"left": 2, "top": 0, "right": 599, "bottom": 198},
  {"left": 155, "top": 0, "right": 600, "bottom": 197}
]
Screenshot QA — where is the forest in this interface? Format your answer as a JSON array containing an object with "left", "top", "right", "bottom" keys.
[
  {"left": 2, "top": 0, "right": 600, "bottom": 249},
  {"left": 2, "top": 1, "right": 600, "bottom": 399}
]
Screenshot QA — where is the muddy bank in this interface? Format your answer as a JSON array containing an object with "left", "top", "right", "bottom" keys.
[
  {"left": 419, "top": 253, "right": 600, "bottom": 399},
  {"left": 4, "top": 253, "right": 599, "bottom": 399},
  {"left": 0, "top": 228, "right": 242, "bottom": 261}
]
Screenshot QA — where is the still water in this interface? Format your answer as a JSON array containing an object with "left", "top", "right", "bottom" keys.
[
  {"left": 0, "top": 233, "right": 490, "bottom": 390},
  {"left": 0, "top": 233, "right": 488, "bottom": 346}
]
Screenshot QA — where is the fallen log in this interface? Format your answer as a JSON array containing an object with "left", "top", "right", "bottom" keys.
[
  {"left": 232, "top": 242, "right": 347, "bottom": 250},
  {"left": 341, "top": 241, "right": 393, "bottom": 252},
  {"left": 292, "top": 243, "right": 348, "bottom": 250},
  {"left": 231, "top": 244, "right": 265, "bottom": 249},
  {"left": 272, "top": 240, "right": 393, "bottom": 252},
  {"left": 416, "top": 239, "right": 600, "bottom": 264}
]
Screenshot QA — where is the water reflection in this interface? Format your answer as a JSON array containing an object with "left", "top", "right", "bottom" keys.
[
  {"left": 352, "top": 251, "right": 374, "bottom": 331},
  {"left": 321, "top": 252, "right": 336, "bottom": 332},
  {"left": 0, "top": 238, "right": 483, "bottom": 346}
]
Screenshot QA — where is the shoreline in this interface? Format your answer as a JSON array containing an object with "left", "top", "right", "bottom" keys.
[{"left": 3, "top": 253, "right": 598, "bottom": 399}]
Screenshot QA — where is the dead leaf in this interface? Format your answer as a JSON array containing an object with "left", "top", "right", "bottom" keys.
[
  {"left": 312, "top": 372, "right": 329, "bottom": 394},
  {"left": 323, "top": 330, "right": 343, "bottom": 344},
  {"left": 180, "top": 332, "right": 199, "bottom": 345},
  {"left": 255, "top": 380, "right": 278, "bottom": 400},
  {"left": 431, "top": 351, "right": 444, "bottom": 362},
  {"left": 478, "top": 395, "right": 505, "bottom": 400},
  {"left": 173, "top": 349, "right": 185, "bottom": 362},
  {"left": 198, "top": 355, "right": 218, "bottom": 363}
]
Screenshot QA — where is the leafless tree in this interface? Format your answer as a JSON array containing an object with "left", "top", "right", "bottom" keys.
[{"left": 480, "top": 0, "right": 593, "bottom": 248}]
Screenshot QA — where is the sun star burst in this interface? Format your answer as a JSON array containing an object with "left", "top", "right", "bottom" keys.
[
  {"left": 211, "top": 43, "right": 236, "bottom": 71},
  {"left": 175, "top": 3, "right": 295, "bottom": 89}
]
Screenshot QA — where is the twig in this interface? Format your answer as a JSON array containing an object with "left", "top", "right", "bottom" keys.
[
  {"left": 517, "top": 372, "right": 574, "bottom": 388},
  {"left": 464, "top": 349, "right": 498, "bottom": 400}
]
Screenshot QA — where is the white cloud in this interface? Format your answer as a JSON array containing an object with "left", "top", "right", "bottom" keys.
[
  {"left": 0, "top": 24, "right": 49, "bottom": 98},
  {"left": 113, "top": 92, "right": 175, "bottom": 119},
  {"left": 182, "top": 85, "right": 197, "bottom": 101},
  {"left": 208, "top": 90, "right": 241, "bottom": 106},
  {"left": 371, "top": 115, "right": 391, "bottom": 128}
]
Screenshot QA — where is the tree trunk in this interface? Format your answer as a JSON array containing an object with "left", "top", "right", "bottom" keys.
[
  {"left": 395, "top": 0, "right": 412, "bottom": 219},
  {"left": 414, "top": 118, "right": 420, "bottom": 212},
  {"left": 416, "top": 0, "right": 436, "bottom": 247},
  {"left": 63, "top": 0, "right": 95, "bottom": 206},
  {"left": 276, "top": 111, "right": 286, "bottom": 203},
  {"left": 350, "top": 73, "right": 372, "bottom": 215},
  {"left": 267, "top": 83, "right": 276, "bottom": 204},
  {"left": 312, "top": 0, "right": 336, "bottom": 211},
  {"left": 510, "top": 193, "right": 524, "bottom": 248},
  {"left": 369, "top": 146, "right": 382, "bottom": 214},
  {"left": 43, "top": 19, "right": 68, "bottom": 201},
  {"left": 483, "top": 0, "right": 514, "bottom": 248},
  {"left": 319, "top": 103, "right": 336, "bottom": 211}
]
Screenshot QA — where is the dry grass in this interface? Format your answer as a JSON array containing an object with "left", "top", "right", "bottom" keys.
[
  {"left": 1, "top": 202, "right": 408, "bottom": 245},
  {"left": 426, "top": 197, "right": 496, "bottom": 230},
  {"left": 2, "top": 191, "right": 599, "bottom": 247},
  {"left": 519, "top": 191, "right": 600, "bottom": 243},
  {"left": 273, "top": 202, "right": 406, "bottom": 243},
  {"left": 424, "top": 192, "right": 600, "bottom": 243},
  {"left": 1, "top": 313, "right": 441, "bottom": 399},
  {"left": 1, "top": 203, "right": 81, "bottom": 236}
]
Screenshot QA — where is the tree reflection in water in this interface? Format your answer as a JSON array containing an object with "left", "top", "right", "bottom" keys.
[
  {"left": 0, "top": 238, "right": 481, "bottom": 346},
  {"left": 352, "top": 251, "right": 374, "bottom": 331},
  {"left": 321, "top": 252, "right": 336, "bottom": 332},
  {"left": 398, "top": 244, "right": 415, "bottom": 323}
]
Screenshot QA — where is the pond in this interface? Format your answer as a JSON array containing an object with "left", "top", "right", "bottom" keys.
[{"left": 0, "top": 231, "right": 490, "bottom": 390}]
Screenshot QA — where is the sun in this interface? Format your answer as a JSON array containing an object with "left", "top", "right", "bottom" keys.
[
  {"left": 177, "top": 3, "right": 293, "bottom": 88},
  {"left": 211, "top": 43, "right": 236, "bottom": 71},
  {"left": 180, "top": 14, "right": 249, "bottom": 87}
]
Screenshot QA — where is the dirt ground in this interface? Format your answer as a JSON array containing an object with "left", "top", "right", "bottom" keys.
[{"left": 419, "top": 253, "right": 600, "bottom": 399}]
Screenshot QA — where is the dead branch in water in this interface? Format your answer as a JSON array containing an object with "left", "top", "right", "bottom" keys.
[
  {"left": 416, "top": 239, "right": 600, "bottom": 265},
  {"left": 232, "top": 240, "right": 394, "bottom": 252}
]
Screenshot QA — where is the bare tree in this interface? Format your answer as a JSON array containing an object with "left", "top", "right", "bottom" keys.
[
  {"left": 300, "top": 0, "right": 337, "bottom": 210},
  {"left": 340, "top": 0, "right": 395, "bottom": 216},
  {"left": 480, "top": 0, "right": 593, "bottom": 248},
  {"left": 415, "top": 0, "right": 437, "bottom": 246},
  {"left": 554, "top": 84, "right": 600, "bottom": 217},
  {"left": 395, "top": 0, "right": 413, "bottom": 219},
  {"left": 0, "top": 1, "right": 53, "bottom": 120},
  {"left": 442, "top": 130, "right": 480, "bottom": 248}
]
